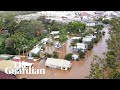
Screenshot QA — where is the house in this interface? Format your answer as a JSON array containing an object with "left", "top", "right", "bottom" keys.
[
  {"left": 41, "top": 38, "right": 49, "bottom": 44},
  {"left": 73, "top": 43, "right": 87, "bottom": 52},
  {"left": 82, "top": 37, "right": 93, "bottom": 44},
  {"left": 50, "top": 31, "right": 60, "bottom": 35},
  {"left": 72, "top": 54, "right": 79, "bottom": 60},
  {"left": 45, "top": 58, "right": 72, "bottom": 70}
]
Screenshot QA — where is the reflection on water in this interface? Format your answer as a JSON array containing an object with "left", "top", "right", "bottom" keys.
[{"left": 16, "top": 27, "right": 110, "bottom": 79}]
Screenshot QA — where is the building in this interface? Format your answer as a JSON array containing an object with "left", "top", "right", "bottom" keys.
[
  {"left": 45, "top": 58, "right": 72, "bottom": 70},
  {"left": 72, "top": 54, "right": 79, "bottom": 60},
  {"left": 71, "top": 37, "right": 81, "bottom": 40},
  {"left": 29, "top": 46, "right": 42, "bottom": 57},
  {"left": 82, "top": 37, "right": 93, "bottom": 44},
  {"left": 50, "top": 31, "right": 60, "bottom": 35},
  {"left": 54, "top": 35, "right": 60, "bottom": 39},
  {"left": 85, "top": 35, "right": 96, "bottom": 39},
  {"left": 0, "top": 60, "right": 19, "bottom": 73},
  {"left": 0, "top": 54, "right": 14, "bottom": 60},
  {"left": 41, "top": 38, "right": 50, "bottom": 45},
  {"left": 73, "top": 43, "right": 87, "bottom": 52}
]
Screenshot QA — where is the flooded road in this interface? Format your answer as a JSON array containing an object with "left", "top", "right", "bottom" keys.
[{"left": 16, "top": 27, "right": 110, "bottom": 79}]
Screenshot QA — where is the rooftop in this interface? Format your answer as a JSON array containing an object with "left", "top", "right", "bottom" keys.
[{"left": 45, "top": 58, "right": 71, "bottom": 68}]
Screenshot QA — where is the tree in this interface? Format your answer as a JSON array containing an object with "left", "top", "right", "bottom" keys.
[
  {"left": 88, "top": 55, "right": 106, "bottom": 79},
  {"left": 64, "top": 53, "right": 73, "bottom": 61},
  {"left": 59, "top": 34, "right": 68, "bottom": 44},
  {"left": 94, "top": 25, "right": 104, "bottom": 31},
  {"left": 44, "top": 53, "right": 52, "bottom": 58},
  {"left": 67, "top": 21, "right": 86, "bottom": 34},
  {"left": 78, "top": 50, "right": 85, "bottom": 58},
  {"left": 5, "top": 37, "right": 16, "bottom": 48},
  {"left": 109, "top": 69, "right": 120, "bottom": 79},
  {"left": 2, "top": 12, "right": 18, "bottom": 36},
  {"left": 15, "top": 20, "right": 45, "bottom": 37},
  {"left": 102, "top": 19, "right": 110, "bottom": 24},
  {"left": 52, "top": 51, "right": 59, "bottom": 58}
]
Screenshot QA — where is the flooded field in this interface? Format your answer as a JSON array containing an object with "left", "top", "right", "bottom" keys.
[{"left": 16, "top": 27, "right": 110, "bottom": 79}]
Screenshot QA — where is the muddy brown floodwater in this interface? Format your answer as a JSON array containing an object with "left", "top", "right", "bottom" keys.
[{"left": 16, "top": 26, "right": 110, "bottom": 79}]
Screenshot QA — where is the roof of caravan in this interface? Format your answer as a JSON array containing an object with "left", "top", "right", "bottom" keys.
[
  {"left": 0, "top": 54, "right": 14, "bottom": 60},
  {"left": 76, "top": 43, "right": 86, "bottom": 46},
  {"left": 50, "top": 31, "right": 60, "bottom": 34},
  {"left": 41, "top": 38, "right": 49, "bottom": 42},
  {"left": 45, "top": 58, "right": 71, "bottom": 68},
  {"left": 30, "top": 46, "right": 41, "bottom": 54},
  {"left": 82, "top": 37, "right": 93, "bottom": 42},
  {"left": 71, "top": 37, "right": 81, "bottom": 40},
  {"left": 85, "top": 35, "right": 96, "bottom": 39}
]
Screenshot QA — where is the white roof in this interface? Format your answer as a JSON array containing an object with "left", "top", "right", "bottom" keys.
[
  {"left": 71, "top": 37, "right": 81, "bottom": 40},
  {"left": 41, "top": 38, "right": 49, "bottom": 42},
  {"left": 27, "top": 57, "right": 34, "bottom": 60},
  {"left": 54, "top": 35, "right": 60, "bottom": 39},
  {"left": 73, "top": 43, "right": 87, "bottom": 50},
  {"left": 86, "top": 35, "right": 96, "bottom": 39},
  {"left": 74, "top": 46, "right": 86, "bottom": 50},
  {"left": 30, "top": 46, "right": 41, "bottom": 54},
  {"left": 72, "top": 54, "right": 79, "bottom": 59},
  {"left": 76, "top": 43, "right": 86, "bottom": 46},
  {"left": 82, "top": 37, "right": 92, "bottom": 42},
  {"left": 50, "top": 31, "right": 59, "bottom": 34},
  {"left": 45, "top": 58, "right": 71, "bottom": 68}
]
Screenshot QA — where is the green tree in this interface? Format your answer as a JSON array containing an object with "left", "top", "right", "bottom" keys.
[
  {"left": 64, "top": 53, "right": 73, "bottom": 61},
  {"left": 67, "top": 21, "right": 86, "bottom": 34},
  {"left": 88, "top": 55, "right": 106, "bottom": 79},
  {"left": 52, "top": 51, "right": 59, "bottom": 58}
]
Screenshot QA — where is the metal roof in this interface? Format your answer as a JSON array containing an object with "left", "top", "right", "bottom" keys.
[{"left": 45, "top": 58, "right": 71, "bottom": 68}]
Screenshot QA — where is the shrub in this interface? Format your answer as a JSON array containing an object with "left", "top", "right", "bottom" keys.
[
  {"left": 52, "top": 51, "right": 59, "bottom": 58},
  {"left": 64, "top": 53, "right": 73, "bottom": 61},
  {"left": 44, "top": 53, "right": 52, "bottom": 58},
  {"left": 87, "top": 42, "right": 94, "bottom": 50},
  {"left": 78, "top": 50, "right": 85, "bottom": 58}
]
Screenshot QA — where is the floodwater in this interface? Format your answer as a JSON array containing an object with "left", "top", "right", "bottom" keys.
[{"left": 16, "top": 26, "right": 110, "bottom": 79}]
